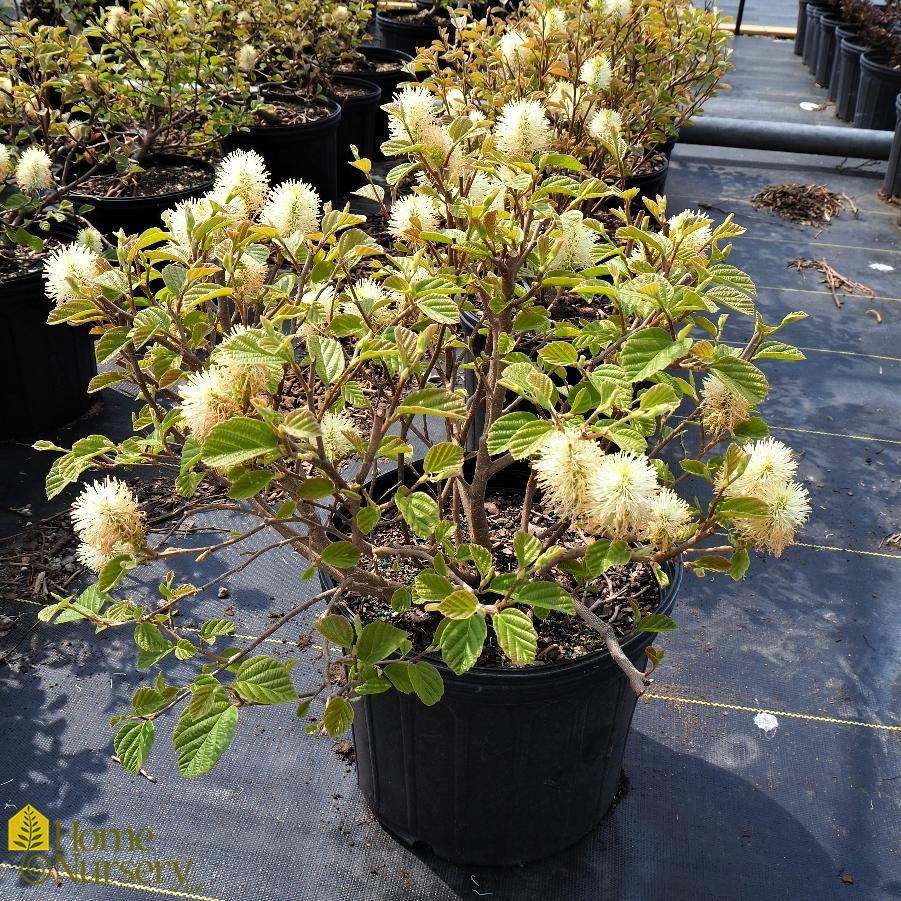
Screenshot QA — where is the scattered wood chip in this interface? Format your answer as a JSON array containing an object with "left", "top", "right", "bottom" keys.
[
  {"left": 880, "top": 533, "right": 901, "bottom": 549},
  {"left": 752, "top": 184, "right": 852, "bottom": 227},
  {"left": 788, "top": 258, "right": 874, "bottom": 309},
  {"left": 866, "top": 308, "right": 882, "bottom": 323},
  {"left": 840, "top": 873, "right": 854, "bottom": 885},
  {"left": 111, "top": 755, "right": 157, "bottom": 782}
]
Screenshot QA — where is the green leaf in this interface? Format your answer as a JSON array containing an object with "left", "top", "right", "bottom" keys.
[
  {"left": 408, "top": 661, "right": 444, "bottom": 705},
  {"left": 437, "top": 590, "right": 479, "bottom": 620},
  {"left": 716, "top": 497, "right": 770, "bottom": 519},
  {"left": 710, "top": 356, "right": 768, "bottom": 404},
  {"left": 514, "top": 531, "right": 541, "bottom": 567},
  {"left": 729, "top": 548, "right": 751, "bottom": 581},
  {"left": 416, "top": 293, "right": 459, "bottom": 324},
  {"left": 315, "top": 614, "right": 355, "bottom": 648},
  {"left": 423, "top": 442, "right": 464, "bottom": 479},
  {"left": 733, "top": 417, "right": 769, "bottom": 441},
  {"left": 396, "top": 387, "right": 466, "bottom": 419},
  {"left": 508, "top": 420, "right": 554, "bottom": 459},
  {"left": 202, "top": 417, "right": 279, "bottom": 469},
  {"left": 396, "top": 491, "right": 440, "bottom": 539},
  {"left": 97, "top": 554, "right": 132, "bottom": 591},
  {"left": 227, "top": 468, "right": 274, "bottom": 500},
  {"left": 175, "top": 639, "right": 197, "bottom": 660},
  {"left": 296, "top": 477, "right": 336, "bottom": 500},
  {"left": 199, "top": 619, "right": 236, "bottom": 642},
  {"left": 636, "top": 613, "right": 678, "bottom": 633},
  {"left": 356, "top": 620, "right": 408, "bottom": 665},
  {"left": 95, "top": 326, "right": 132, "bottom": 364},
  {"left": 323, "top": 696, "right": 354, "bottom": 736},
  {"left": 307, "top": 335, "right": 345, "bottom": 385},
  {"left": 680, "top": 459, "right": 711, "bottom": 480},
  {"left": 114, "top": 722, "right": 155, "bottom": 775},
  {"left": 134, "top": 623, "right": 169, "bottom": 653},
  {"left": 693, "top": 555, "right": 733, "bottom": 572},
  {"left": 320, "top": 541, "right": 361, "bottom": 570},
  {"left": 485, "top": 411, "right": 537, "bottom": 455},
  {"left": 515, "top": 582, "right": 574, "bottom": 613},
  {"left": 391, "top": 587, "right": 412, "bottom": 613},
  {"left": 384, "top": 662, "right": 415, "bottom": 693},
  {"left": 619, "top": 328, "right": 691, "bottom": 382},
  {"left": 173, "top": 691, "right": 239, "bottom": 776},
  {"left": 356, "top": 504, "right": 381, "bottom": 535},
  {"left": 439, "top": 615, "right": 487, "bottom": 675},
  {"left": 493, "top": 608, "right": 538, "bottom": 664},
  {"left": 232, "top": 656, "right": 298, "bottom": 704}
]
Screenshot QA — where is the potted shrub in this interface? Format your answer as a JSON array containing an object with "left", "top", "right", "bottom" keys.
[
  {"left": 410, "top": 0, "right": 730, "bottom": 204},
  {"left": 0, "top": 142, "right": 99, "bottom": 438},
  {"left": 38, "top": 81, "right": 811, "bottom": 865}
]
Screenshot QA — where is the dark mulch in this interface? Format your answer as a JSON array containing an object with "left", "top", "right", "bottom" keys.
[
  {"left": 73, "top": 160, "right": 211, "bottom": 200},
  {"left": 0, "top": 234, "right": 69, "bottom": 281},
  {"left": 751, "top": 183, "right": 852, "bottom": 228},
  {"left": 347, "top": 485, "right": 661, "bottom": 669},
  {"left": 255, "top": 99, "right": 334, "bottom": 127}
]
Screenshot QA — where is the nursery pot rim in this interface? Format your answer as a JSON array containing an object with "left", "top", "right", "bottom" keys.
[
  {"left": 331, "top": 75, "right": 383, "bottom": 109},
  {"left": 67, "top": 152, "right": 214, "bottom": 207},
  {"left": 860, "top": 49, "right": 901, "bottom": 76},
  {"left": 375, "top": 8, "right": 448, "bottom": 30},
  {"left": 322, "top": 462, "right": 683, "bottom": 682},
  {"left": 240, "top": 96, "right": 342, "bottom": 137},
  {"left": 0, "top": 221, "right": 80, "bottom": 289}
]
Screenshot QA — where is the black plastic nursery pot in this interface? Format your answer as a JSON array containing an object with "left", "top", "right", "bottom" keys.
[
  {"left": 816, "top": 16, "right": 842, "bottom": 88},
  {"left": 835, "top": 36, "right": 870, "bottom": 121},
  {"left": 332, "top": 76, "right": 382, "bottom": 197},
  {"left": 376, "top": 10, "right": 442, "bottom": 58},
  {"left": 342, "top": 46, "right": 415, "bottom": 157},
  {"left": 803, "top": 5, "right": 826, "bottom": 71},
  {"left": 0, "top": 236, "right": 96, "bottom": 439},
  {"left": 222, "top": 99, "right": 342, "bottom": 205},
  {"left": 69, "top": 154, "right": 214, "bottom": 237},
  {"left": 829, "top": 24, "right": 861, "bottom": 102},
  {"left": 882, "top": 93, "right": 901, "bottom": 198},
  {"left": 624, "top": 156, "right": 670, "bottom": 203},
  {"left": 854, "top": 51, "right": 901, "bottom": 130},
  {"left": 325, "top": 466, "right": 682, "bottom": 866},
  {"left": 795, "top": 0, "right": 810, "bottom": 55}
]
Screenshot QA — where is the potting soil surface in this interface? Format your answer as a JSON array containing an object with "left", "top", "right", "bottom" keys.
[{"left": 2, "top": 32, "right": 901, "bottom": 901}]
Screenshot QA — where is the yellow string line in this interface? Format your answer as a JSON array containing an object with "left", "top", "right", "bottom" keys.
[
  {"left": 0, "top": 861, "right": 227, "bottom": 901},
  {"left": 644, "top": 693, "right": 901, "bottom": 733},
  {"left": 755, "top": 283, "right": 901, "bottom": 303},
  {"left": 770, "top": 424, "right": 901, "bottom": 446},
  {"left": 795, "top": 541, "right": 901, "bottom": 560},
  {"left": 742, "top": 234, "right": 901, "bottom": 255},
  {"left": 723, "top": 338, "right": 901, "bottom": 365}
]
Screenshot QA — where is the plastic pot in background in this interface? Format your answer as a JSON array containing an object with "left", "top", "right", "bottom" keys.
[
  {"left": 222, "top": 99, "right": 341, "bottom": 205},
  {"left": 854, "top": 51, "right": 901, "bottom": 130},
  {"left": 881, "top": 94, "right": 901, "bottom": 198},
  {"left": 624, "top": 155, "right": 670, "bottom": 202},
  {"left": 340, "top": 46, "right": 414, "bottom": 157},
  {"left": 331, "top": 76, "right": 382, "bottom": 198},
  {"left": 816, "top": 16, "right": 842, "bottom": 88},
  {"left": 376, "top": 10, "right": 441, "bottom": 57},
  {"left": 803, "top": 5, "right": 826, "bottom": 71},
  {"left": 829, "top": 24, "right": 861, "bottom": 101},
  {"left": 0, "top": 230, "right": 97, "bottom": 439},
  {"left": 835, "top": 36, "right": 870, "bottom": 122},
  {"left": 69, "top": 155, "right": 214, "bottom": 237},
  {"left": 796, "top": 0, "right": 810, "bottom": 55}
]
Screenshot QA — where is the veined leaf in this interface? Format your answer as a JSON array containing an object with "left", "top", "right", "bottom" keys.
[{"left": 492, "top": 608, "right": 537, "bottom": 664}]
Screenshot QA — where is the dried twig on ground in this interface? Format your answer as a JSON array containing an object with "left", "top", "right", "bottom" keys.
[
  {"left": 788, "top": 257, "right": 875, "bottom": 308},
  {"left": 880, "top": 533, "right": 901, "bottom": 550},
  {"left": 752, "top": 183, "right": 852, "bottom": 227}
]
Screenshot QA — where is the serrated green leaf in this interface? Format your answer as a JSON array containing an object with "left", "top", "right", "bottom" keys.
[
  {"left": 232, "top": 656, "right": 297, "bottom": 704},
  {"left": 515, "top": 581, "right": 574, "bottom": 613},
  {"left": 710, "top": 356, "right": 768, "bottom": 404},
  {"left": 114, "top": 721, "right": 155, "bottom": 775},
  {"left": 173, "top": 695, "right": 238, "bottom": 776},
  {"left": 423, "top": 442, "right": 464, "bottom": 479},
  {"left": 508, "top": 420, "right": 554, "bottom": 459},
  {"left": 227, "top": 468, "right": 274, "bottom": 500},
  {"left": 636, "top": 613, "right": 678, "bottom": 632},
  {"left": 514, "top": 531, "right": 541, "bottom": 567},
  {"left": 619, "top": 328, "right": 691, "bottom": 382},
  {"left": 322, "top": 695, "right": 354, "bottom": 736},
  {"left": 356, "top": 504, "right": 381, "bottom": 535},
  {"left": 439, "top": 615, "right": 487, "bottom": 675},
  {"left": 315, "top": 614, "right": 354, "bottom": 648},
  {"left": 493, "top": 608, "right": 538, "bottom": 664},
  {"left": 202, "top": 417, "right": 279, "bottom": 469},
  {"left": 199, "top": 619, "right": 236, "bottom": 642},
  {"left": 320, "top": 541, "right": 361, "bottom": 569},
  {"left": 437, "top": 590, "right": 479, "bottom": 620},
  {"left": 729, "top": 548, "right": 751, "bottom": 581},
  {"left": 396, "top": 491, "right": 440, "bottom": 539},
  {"left": 356, "top": 620, "right": 408, "bottom": 665},
  {"left": 486, "top": 411, "right": 538, "bottom": 455},
  {"left": 395, "top": 387, "right": 466, "bottom": 419},
  {"left": 408, "top": 661, "right": 444, "bottom": 705}
]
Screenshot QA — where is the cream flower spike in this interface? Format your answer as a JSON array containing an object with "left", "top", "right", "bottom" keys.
[
  {"left": 531, "top": 428, "right": 605, "bottom": 522},
  {"left": 213, "top": 150, "right": 270, "bottom": 212},
  {"left": 43, "top": 243, "right": 103, "bottom": 305},
  {"left": 71, "top": 478, "right": 145, "bottom": 571},
  {"left": 15, "top": 147, "right": 53, "bottom": 194},
  {"left": 495, "top": 100, "right": 552, "bottom": 160}
]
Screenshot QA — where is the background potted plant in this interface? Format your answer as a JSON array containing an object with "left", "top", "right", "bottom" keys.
[{"left": 37, "top": 70, "right": 811, "bottom": 865}]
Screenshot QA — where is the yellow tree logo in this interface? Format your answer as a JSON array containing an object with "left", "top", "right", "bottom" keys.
[{"left": 7, "top": 806, "right": 49, "bottom": 853}]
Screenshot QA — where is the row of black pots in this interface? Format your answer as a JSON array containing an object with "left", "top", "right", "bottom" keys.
[
  {"left": 798, "top": 1, "right": 901, "bottom": 130},
  {"left": 323, "top": 462, "right": 682, "bottom": 866}
]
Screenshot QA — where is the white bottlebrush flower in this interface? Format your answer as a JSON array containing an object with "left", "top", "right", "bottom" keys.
[
  {"left": 550, "top": 212, "right": 599, "bottom": 271},
  {"left": 579, "top": 55, "right": 612, "bottom": 92},
  {"left": 76, "top": 227, "right": 104, "bottom": 254},
  {"left": 386, "top": 85, "right": 439, "bottom": 144},
  {"left": 547, "top": 80, "right": 578, "bottom": 119},
  {"left": 735, "top": 479, "right": 811, "bottom": 557},
  {"left": 71, "top": 478, "right": 145, "bottom": 570},
  {"left": 15, "top": 147, "right": 54, "bottom": 194},
  {"left": 587, "top": 107, "right": 622, "bottom": 143},
  {"left": 465, "top": 171, "right": 505, "bottom": 210},
  {"left": 668, "top": 208, "right": 713, "bottom": 259},
  {"left": 725, "top": 438, "right": 798, "bottom": 498},
  {"left": 586, "top": 452, "right": 659, "bottom": 539},
  {"left": 540, "top": 7, "right": 567, "bottom": 34},
  {"left": 104, "top": 4, "right": 130, "bottom": 34},
  {"left": 261, "top": 179, "right": 321, "bottom": 239},
  {"left": 531, "top": 427, "right": 605, "bottom": 522},
  {"left": 591, "top": 0, "right": 631, "bottom": 18},
  {"left": 388, "top": 194, "right": 440, "bottom": 238},
  {"left": 0, "top": 77, "right": 12, "bottom": 110},
  {"left": 495, "top": 99, "right": 552, "bottom": 160},
  {"left": 232, "top": 252, "right": 268, "bottom": 301},
  {"left": 444, "top": 87, "right": 468, "bottom": 117},
  {"left": 236, "top": 44, "right": 259, "bottom": 72},
  {"left": 0, "top": 144, "right": 10, "bottom": 181},
  {"left": 499, "top": 30, "right": 530, "bottom": 68},
  {"left": 43, "top": 242, "right": 102, "bottom": 304},
  {"left": 700, "top": 374, "right": 751, "bottom": 436},
  {"left": 641, "top": 489, "right": 691, "bottom": 550},
  {"left": 214, "top": 150, "right": 270, "bottom": 212},
  {"left": 342, "top": 277, "right": 397, "bottom": 326},
  {"left": 179, "top": 367, "right": 241, "bottom": 442},
  {"left": 320, "top": 410, "right": 359, "bottom": 461}
]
